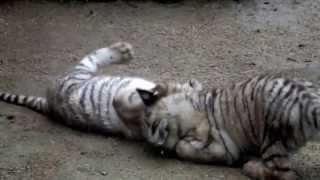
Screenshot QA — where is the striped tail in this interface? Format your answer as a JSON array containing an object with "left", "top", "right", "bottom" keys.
[{"left": 0, "top": 92, "right": 48, "bottom": 114}]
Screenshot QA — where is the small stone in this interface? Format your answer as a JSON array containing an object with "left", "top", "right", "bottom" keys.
[
  {"left": 80, "top": 151, "right": 87, "bottom": 155},
  {"left": 7, "top": 115, "right": 15, "bottom": 120},
  {"left": 298, "top": 44, "right": 306, "bottom": 48},
  {"left": 100, "top": 171, "right": 108, "bottom": 176},
  {"left": 256, "top": 29, "right": 261, "bottom": 33},
  {"left": 264, "top": 1, "right": 270, "bottom": 5},
  {"left": 246, "top": 62, "right": 256, "bottom": 66},
  {"left": 286, "top": 57, "right": 298, "bottom": 62}
]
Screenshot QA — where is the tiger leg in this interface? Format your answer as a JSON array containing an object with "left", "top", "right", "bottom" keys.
[
  {"left": 243, "top": 159, "right": 298, "bottom": 180},
  {"left": 243, "top": 141, "right": 299, "bottom": 180},
  {"left": 58, "top": 42, "right": 133, "bottom": 94},
  {"left": 175, "top": 137, "right": 233, "bottom": 165}
]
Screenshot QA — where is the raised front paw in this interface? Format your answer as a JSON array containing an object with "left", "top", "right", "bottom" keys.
[{"left": 109, "top": 42, "right": 134, "bottom": 62}]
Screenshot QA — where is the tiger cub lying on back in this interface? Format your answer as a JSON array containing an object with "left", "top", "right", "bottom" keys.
[
  {"left": 137, "top": 72, "right": 320, "bottom": 180},
  {"left": 0, "top": 42, "right": 202, "bottom": 140}
]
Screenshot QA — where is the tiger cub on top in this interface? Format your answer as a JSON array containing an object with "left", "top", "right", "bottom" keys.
[
  {"left": 0, "top": 42, "right": 202, "bottom": 140},
  {"left": 138, "top": 71, "right": 320, "bottom": 180}
]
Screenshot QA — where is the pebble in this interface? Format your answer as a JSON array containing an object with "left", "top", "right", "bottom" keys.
[{"left": 100, "top": 171, "right": 108, "bottom": 176}]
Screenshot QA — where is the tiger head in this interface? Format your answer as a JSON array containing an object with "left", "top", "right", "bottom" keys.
[{"left": 137, "top": 79, "right": 207, "bottom": 150}]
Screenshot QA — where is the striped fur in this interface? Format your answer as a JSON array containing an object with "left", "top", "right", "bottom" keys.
[
  {"left": 0, "top": 92, "right": 48, "bottom": 113},
  {"left": 139, "top": 74, "right": 320, "bottom": 180},
  {"left": 0, "top": 42, "right": 201, "bottom": 140}
]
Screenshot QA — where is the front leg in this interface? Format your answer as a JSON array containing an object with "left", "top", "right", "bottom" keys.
[{"left": 175, "top": 137, "right": 232, "bottom": 165}]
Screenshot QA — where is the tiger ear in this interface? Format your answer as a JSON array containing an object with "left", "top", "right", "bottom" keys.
[
  {"left": 137, "top": 84, "right": 168, "bottom": 106},
  {"left": 136, "top": 89, "right": 159, "bottom": 106}
]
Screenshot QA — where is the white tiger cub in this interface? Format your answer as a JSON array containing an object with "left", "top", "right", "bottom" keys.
[
  {"left": 137, "top": 70, "right": 320, "bottom": 180},
  {"left": 0, "top": 42, "right": 202, "bottom": 140}
]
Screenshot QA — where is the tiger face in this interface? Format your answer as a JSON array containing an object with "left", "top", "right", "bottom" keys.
[{"left": 137, "top": 79, "right": 206, "bottom": 150}]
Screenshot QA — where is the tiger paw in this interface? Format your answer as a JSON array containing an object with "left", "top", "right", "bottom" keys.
[
  {"left": 147, "top": 118, "right": 169, "bottom": 147},
  {"left": 274, "top": 170, "right": 300, "bottom": 180},
  {"left": 243, "top": 160, "right": 300, "bottom": 180},
  {"left": 243, "top": 160, "right": 274, "bottom": 180},
  {"left": 109, "top": 42, "right": 134, "bottom": 62}
]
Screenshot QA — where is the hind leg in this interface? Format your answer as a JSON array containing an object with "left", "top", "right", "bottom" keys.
[
  {"left": 175, "top": 137, "right": 235, "bottom": 165},
  {"left": 243, "top": 141, "right": 299, "bottom": 180},
  {"left": 243, "top": 159, "right": 299, "bottom": 180},
  {"left": 58, "top": 42, "right": 133, "bottom": 94}
]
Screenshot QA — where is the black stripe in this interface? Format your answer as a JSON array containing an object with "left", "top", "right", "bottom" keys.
[
  {"left": 259, "top": 76, "right": 275, "bottom": 143},
  {"left": 221, "top": 90, "right": 229, "bottom": 127},
  {"left": 262, "top": 80, "right": 290, "bottom": 143},
  {"left": 277, "top": 88, "right": 295, "bottom": 143},
  {"left": 211, "top": 92, "right": 235, "bottom": 161},
  {"left": 253, "top": 77, "right": 266, "bottom": 144},
  {"left": 90, "top": 82, "right": 97, "bottom": 116},
  {"left": 64, "top": 83, "right": 78, "bottom": 99},
  {"left": 268, "top": 82, "right": 295, "bottom": 124},
  {"left": 250, "top": 76, "right": 264, "bottom": 101},
  {"left": 312, "top": 108, "right": 319, "bottom": 129},
  {"left": 80, "top": 82, "right": 91, "bottom": 112},
  {"left": 0, "top": 93, "right": 5, "bottom": 99},
  {"left": 237, "top": 81, "right": 255, "bottom": 145},
  {"left": 298, "top": 102, "right": 306, "bottom": 142},
  {"left": 58, "top": 74, "right": 91, "bottom": 94},
  {"left": 303, "top": 99, "right": 313, "bottom": 126},
  {"left": 106, "top": 78, "right": 123, "bottom": 121},
  {"left": 22, "top": 96, "right": 28, "bottom": 104},
  {"left": 218, "top": 90, "right": 227, "bottom": 128},
  {"left": 266, "top": 80, "right": 291, "bottom": 120},
  {"left": 233, "top": 91, "right": 252, "bottom": 148},
  {"left": 243, "top": 79, "right": 259, "bottom": 144},
  {"left": 268, "top": 83, "right": 296, "bottom": 141},
  {"left": 12, "top": 95, "right": 18, "bottom": 104},
  {"left": 283, "top": 96, "right": 300, "bottom": 148},
  {"left": 203, "top": 94, "right": 215, "bottom": 149}
]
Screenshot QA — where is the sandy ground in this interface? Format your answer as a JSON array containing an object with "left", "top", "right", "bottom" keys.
[{"left": 1, "top": 0, "right": 320, "bottom": 179}]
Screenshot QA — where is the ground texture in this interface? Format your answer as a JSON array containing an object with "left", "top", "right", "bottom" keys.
[{"left": 1, "top": 0, "right": 320, "bottom": 179}]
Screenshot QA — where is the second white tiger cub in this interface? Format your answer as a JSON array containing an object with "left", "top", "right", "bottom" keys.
[{"left": 0, "top": 42, "right": 202, "bottom": 140}]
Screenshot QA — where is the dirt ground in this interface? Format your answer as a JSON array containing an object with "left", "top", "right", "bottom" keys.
[{"left": 1, "top": 0, "right": 320, "bottom": 179}]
